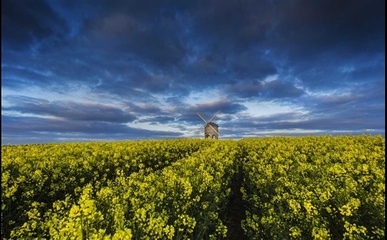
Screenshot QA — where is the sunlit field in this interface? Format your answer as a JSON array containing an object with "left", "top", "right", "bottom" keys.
[{"left": 2, "top": 135, "right": 384, "bottom": 239}]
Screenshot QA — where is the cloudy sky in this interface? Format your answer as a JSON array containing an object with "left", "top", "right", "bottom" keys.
[{"left": 2, "top": 0, "right": 385, "bottom": 144}]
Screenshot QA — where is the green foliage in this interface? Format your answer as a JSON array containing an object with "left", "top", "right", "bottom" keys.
[
  {"left": 239, "top": 135, "right": 385, "bottom": 239},
  {"left": 2, "top": 139, "right": 214, "bottom": 239},
  {"left": 1, "top": 135, "right": 385, "bottom": 239}
]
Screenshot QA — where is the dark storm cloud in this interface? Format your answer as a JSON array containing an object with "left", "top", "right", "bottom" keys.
[
  {"left": 124, "top": 101, "right": 163, "bottom": 116},
  {"left": 4, "top": 96, "right": 137, "bottom": 123},
  {"left": 304, "top": 80, "right": 384, "bottom": 116},
  {"left": 1, "top": 0, "right": 68, "bottom": 50},
  {"left": 271, "top": 0, "right": 385, "bottom": 57},
  {"left": 224, "top": 79, "right": 305, "bottom": 99},
  {"left": 1, "top": 65, "right": 54, "bottom": 89},
  {"left": 191, "top": 0, "right": 275, "bottom": 48},
  {"left": 86, "top": 12, "right": 187, "bottom": 67},
  {"left": 284, "top": 53, "right": 385, "bottom": 91},
  {"left": 170, "top": 100, "right": 248, "bottom": 128},
  {"left": 218, "top": 77, "right": 385, "bottom": 137},
  {"left": 191, "top": 100, "right": 247, "bottom": 115},
  {"left": 1, "top": 0, "right": 384, "bottom": 143},
  {"left": 2, "top": 115, "right": 128, "bottom": 134},
  {"left": 270, "top": 116, "right": 385, "bottom": 132},
  {"left": 221, "top": 111, "right": 384, "bottom": 136},
  {"left": 268, "top": 0, "right": 385, "bottom": 89},
  {"left": 2, "top": 0, "right": 279, "bottom": 93},
  {"left": 1, "top": 115, "right": 182, "bottom": 145}
]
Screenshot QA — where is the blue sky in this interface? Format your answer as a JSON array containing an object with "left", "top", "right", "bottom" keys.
[{"left": 1, "top": 0, "right": 385, "bottom": 144}]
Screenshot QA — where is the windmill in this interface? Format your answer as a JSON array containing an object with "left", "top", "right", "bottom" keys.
[{"left": 197, "top": 110, "right": 220, "bottom": 139}]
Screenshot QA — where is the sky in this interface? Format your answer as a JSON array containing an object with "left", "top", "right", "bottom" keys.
[{"left": 1, "top": 0, "right": 385, "bottom": 144}]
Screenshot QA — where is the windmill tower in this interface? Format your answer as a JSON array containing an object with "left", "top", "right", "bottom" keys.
[{"left": 197, "top": 110, "right": 220, "bottom": 139}]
